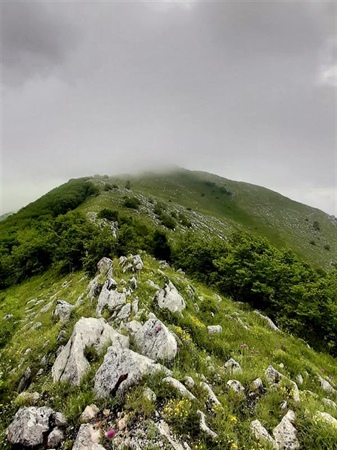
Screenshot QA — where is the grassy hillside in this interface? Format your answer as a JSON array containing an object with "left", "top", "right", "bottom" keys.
[
  {"left": 83, "top": 169, "right": 337, "bottom": 270},
  {"left": 1, "top": 255, "right": 337, "bottom": 449}
]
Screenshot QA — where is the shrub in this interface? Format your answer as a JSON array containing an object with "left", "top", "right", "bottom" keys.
[{"left": 123, "top": 197, "right": 141, "bottom": 210}]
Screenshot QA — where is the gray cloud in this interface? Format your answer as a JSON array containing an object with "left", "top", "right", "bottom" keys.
[{"left": 1, "top": 1, "right": 336, "bottom": 216}]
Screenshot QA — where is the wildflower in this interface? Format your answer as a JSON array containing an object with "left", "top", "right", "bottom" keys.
[
  {"left": 106, "top": 429, "right": 115, "bottom": 439},
  {"left": 231, "top": 444, "right": 238, "bottom": 450},
  {"left": 157, "top": 325, "right": 162, "bottom": 332},
  {"left": 177, "top": 347, "right": 180, "bottom": 352},
  {"left": 229, "top": 415, "right": 237, "bottom": 423},
  {"left": 240, "top": 343, "right": 248, "bottom": 349}
]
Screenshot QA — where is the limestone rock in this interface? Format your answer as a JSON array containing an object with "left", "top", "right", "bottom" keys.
[
  {"left": 96, "top": 282, "right": 126, "bottom": 316},
  {"left": 265, "top": 365, "right": 284, "bottom": 384},
  {"left": 134, "top": 319, "right": 177, "bottom": 361},
  {"left": 184, "top": 376, "right": 195, "bottom": 389},
  {"left": 314, "top": 411, "right": 337, "bottom": 428},
  {"left": 97, "top": 257, "right": 113, "bottom": 277},
  {"left": 16, "top": 391, "right": 40, "bottom": 406},
  {"left": 52, "top": 317, "right": 128, "bottom": 385},
  {"left": 72, "top": 424, "right": 106, "bottom": 450},
  {"left": 143, "top": 387, "right": 157, "bottom": 402},
  {"left": 163, "top": 377, "right": 196, "bottom": 400},
  {"left": 6, "top": 406, "right": 54, "bottom": 447},
  {"left": 122, "top": 320, "right": 142, "bottom": 336},
  {"left": 254, "top": 310, "right": 280, "bottom": 331},
  {"left": 53, "top": 300, "right": 75, "bottom": 323},
  {"left": 252, "top": 378, "right": 264, "bottom": 391},
  {"left": 115, "top": 303, "right": 131, "bottom": 322},
  {"left": 155, "top": 281, "right": 186, "bottom": 314},
  {"left": 200, "top": 381, "right": 221, "bottom": 405},
  {"left": 94, "top": 346, "right": 170, "bottom": 398},
  {"left": 129, "top": 277, "right": 138, "bottom": 289},
  {"left": 227, "top": 380, "right": 245, "bottom": 393},
  {"left": 250, "top": 420, "right": 278, "bottom": 449},
  {"left": 273, "top": 410, "right": 299, "bottom": 450},
  {"left": 147, "top": 279, "right": 160, "bottom": 290},
  {"left": 80, "top": 404, "right": 100, "bottom": 423},
  {"left": 323, "top": 398, "right": 337, "bottom": 409},
  {"left": 224, "top": 358, "right": 242, "bottom": 374},
  {"left": 47, "top": 428, "right": 64, "bottom": 448},
  {"left": 197, "top": 410, "right": 218, "bottom": 440},
  {"left": 318, "top": 375, "right": 337, "bottom": 395},
  {"left": 87, "top": 276, "right": 102, "bottom": 300},
  {"left": 52, "top": 412, "right": 67, "bottom": 427},
  {"left": 207, "top": 325, "right": 222, "bottom": 335}
]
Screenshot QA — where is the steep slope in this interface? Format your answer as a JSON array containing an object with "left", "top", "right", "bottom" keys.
[
  {"left": 83, "top": 169, "right": 337, "bottom": 270},
  {"left": 1, "top": 255, "right": 337, "bottom": 450}
]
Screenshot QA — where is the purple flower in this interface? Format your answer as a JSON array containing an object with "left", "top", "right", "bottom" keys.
[
  {"left": 157, "top": 325, "right": 162, "bottom": 332},
  {"left": 106, "top": 429, "right": 116, "bottom": 439},
  {"left": 177, "top": 347, "right": 180, "bottom": 352},
  {"left": 240, "top": 343, "right": 248, "bottom": 349}
]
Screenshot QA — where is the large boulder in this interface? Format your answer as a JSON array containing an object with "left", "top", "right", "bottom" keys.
[
  {"left": 154, "top": 281, "right": 186, "bottom": 314},
  {"left": 134, "top": 319, "right": 177, "bottom": 361},
  {"left": 6, "top": 406, "right": 54, "bottom": 447},
  {"left": 96, "top": 282, "right": 126, "bottom": 316},
  {"left": 52, "top": 318, "right": 129, "bottom": 385},
  {"left": 97, "top": 257, "right": 113, "bottom": 277},
  {"left": 94, "top": 345, "right": 170, "bottom": 398}
]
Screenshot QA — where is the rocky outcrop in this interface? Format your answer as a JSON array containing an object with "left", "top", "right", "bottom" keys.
[
  {"left": 134, "top": 319, "right": 177, "bottom": 361},
  {"left": 227, "top": 380, "right": 245, "bottom": 393},
  {"left": 154, "top": 281, "right": 186, "bottom": 314},
  {"left": 6, "top": 407, "right": 54, "bottom": 447},
  {"left": 197, "top": 410, "right": 218, "bottom": 440},
  {"left": 200, "top": 381, "right": 221, "bottom": 405},
  {"left": 94, "top": 345, "right": 170, "bottom": 398},
  {"left": 97, "top": 257, "right": 113, "bottom": 277},
  {"left": 318, "top": 375, "right": 337, "bottom": 395},
  {"left": 52, "top": 318, "right": 128, "bottom": 385},
  {"left": 314, "top": 411, "right": 337, "bottom": 428},
  {"left": 119, "top": 254, "right": 144, "bottom": 273}
]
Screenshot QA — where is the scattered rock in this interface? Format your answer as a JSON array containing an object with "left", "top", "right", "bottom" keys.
[
  {"left": 87, "top": 276, "right": 102, "bottom": 300},
  {"left": 273, "top": 410, "right": 299, "bottom": 450},
  {"left": 4, "top": 314, "right": 14, "bottom": 320},
  {"left": 94, "top": 346, "right": 170, "bottom": 398},
  {"left": 18, "top": 367, "right": 31, "bottom": 393},
  {"left": 146, "top": 279, "right": 160, "bottom": 290},
  {"left": 155, "top": 281, "right": 186, "bottom": 314},
  {"left": 318, "top": 375, "right": 337, "bottom": 395},
  {"left": 96, "top": 282, "right": 126, "bottom": 316},
  {"left": 33, "top": 322, "right": 42, "bottom": 330},
  {"left": 143, "top": 387, "right": 157, "bottom": 402},
  {"left": 224, "top": 358, "right": 242, "bottom": 374},
  {"left": 227, "top": 380, "right": 245, "bottom": 393},
  {"left": 296, "top": 374, "right": 303, "bottom": 385},
  {"left": 156, "top": 420, "right": 188, "bottom": 450},
  {"left": 200, "top": 381, "right": 221, "bottom": 405},
  {"left": 252, "top": 378, "right": 264, "bottom": 392},
  {"left": 134, "top": 319, "right": 177, "bottom": 361},
  {"left": 163, "top": 377, "right": 196, "bottom": 400},
  {"left": 323, "top": 398, "right": 337, "bottom": 409},
  {"left": 265, "top": 365, "right": 284, "bottom": 384},
  {"left": 52, "top": 411, "right": 68, "bottom": 427},
  {"left": 197, "top": 410, "right": 218, "bottom": 440},
  {"left": 184, "top": 376, "right": 195, "bottom": 389},
  {"left": 250, "top": 420, "right": 278, "bottom": 449},
  {"left": 53, "top": 300, "right": 75, "bottom": 323},
  {"left": 115, "top": 303, "right": 132, "bottom": 322},
  {"left": 52, "top": 317, "right": 129, "bottom": 385},
  {"left": 6, "top": 406, "right": 54, "bottom": 447},
  {"left": 72, "top": 424, "right": 106, "bottom": 450},
  {"left": 129, "top": 277, "right": 138, "bottom": 289},
  {"left": 122, "top": 320, "right": 142, "bottom": 336},
  {"left": 47, "top": 428, "right": 64, "bottom": 448},
  {"left": 40, "top": 301, "right": 54, "bottom": 313},
  {"left": 254, "top": 310, "right": 280, "bottom": 332},
  {"left": 97, "top": 257, "right": 113, "bottom": 277},
  {"left": 80, "top": 404, "right": 100, "bottom": 423},
  {"left": 314, "top": 411, "right": 337, "bottom": 428},
  {"left": 16, "top": 391, "right": 40, "bottom": 405},
  {"left": 207, "top": 325, "right": 222, "bottom": 335}
]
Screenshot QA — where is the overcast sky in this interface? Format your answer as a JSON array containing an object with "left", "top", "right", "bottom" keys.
[{"left": 1, "top": 1, "right": 336, "bottom": 216}]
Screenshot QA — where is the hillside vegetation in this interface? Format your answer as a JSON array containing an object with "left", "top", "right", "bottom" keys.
[{"left": 0, "top": 168, "right": 337, "bottom": 449}]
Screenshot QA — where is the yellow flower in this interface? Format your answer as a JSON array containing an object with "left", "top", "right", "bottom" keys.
[{"left": 229, "top": 415, "right": 238, "bottom": 423}]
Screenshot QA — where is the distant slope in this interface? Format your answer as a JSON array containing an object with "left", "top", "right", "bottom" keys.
[{"left": 83, "top": 168, "right": 337, "bottom": 270}]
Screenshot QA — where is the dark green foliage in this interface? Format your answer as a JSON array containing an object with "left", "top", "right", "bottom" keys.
[
  {"left": 152, "top": 230, "right": 171, "bottom": 262},
  {"left": 178, "top": 213, "right": 192, "bottom": 228},
  {"left": 125, "top": 180, "right": 131, "bottom": 189},
  {"left": 173, "top": 231, "right": 337, "bottom": 356},
  {"left": 97, "top": 208, "right": 119, "bottom": 222},
  {"left": 123, "top": 197, "right": 141, "bottom": 209},
  {"left": 313, "top": 221, "right": 320, "bottom": 232},
  {"left": 160, "top": 213, "right": 176, "bottom": 230}
]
